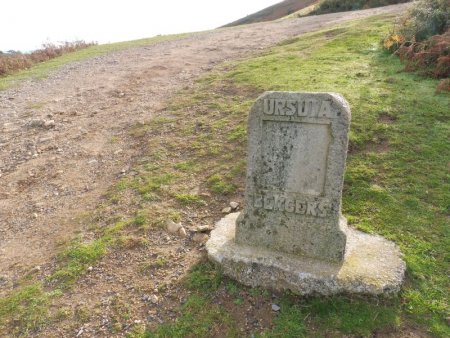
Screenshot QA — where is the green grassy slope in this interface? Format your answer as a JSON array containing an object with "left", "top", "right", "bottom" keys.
[{"left": 144, "top": 16, "right": 449, "bottom": 337}]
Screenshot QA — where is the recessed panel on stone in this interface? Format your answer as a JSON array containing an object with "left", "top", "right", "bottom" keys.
[
  {"left": 260, "top": 120, "right": 330, "bottom": 196},
  {"left": 236, "top": 92, "right": 350, "bottom": 262}
]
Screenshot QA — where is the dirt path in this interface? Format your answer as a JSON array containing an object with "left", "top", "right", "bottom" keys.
[{"left": 0, "top": 4, "right": 408, "bottom": 291}]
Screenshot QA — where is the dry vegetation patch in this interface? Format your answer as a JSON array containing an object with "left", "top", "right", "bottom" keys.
[
  {"left": 383, "top": 0, "right": 449, "bottom": 91},
  {"left": 0, "top": 41, "right": 96, "bottom": 76}
]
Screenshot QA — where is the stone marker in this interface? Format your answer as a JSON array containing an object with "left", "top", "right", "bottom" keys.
[
  {"left": 207, "top": 92, "right": 406, "bottom": 295},
  {"left": 236, "top": 92, "right": 349, "bottom": 262}
]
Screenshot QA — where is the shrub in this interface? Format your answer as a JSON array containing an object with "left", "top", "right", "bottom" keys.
[
  {"left": 0, "top": 41, "right": 96, "bottom": 76},
  {"left": 396, "top": 30, "right": 450, "bottom": 77},
  {"left": 383, "top": 0, "right": 450, "bottom": 89},
  {"left": 312, "top": 0, "right": 410, "bottom": 15},
  {"left": 437, "top": 78, "right": 450, "bottom": 92},
  {"left": 398, "top": 0, "right": 449, "bottom": 42}
]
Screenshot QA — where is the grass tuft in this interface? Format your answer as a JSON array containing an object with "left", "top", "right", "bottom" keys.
[
  {"left": 207, "top": 174, "right": 235, "bottom": 194},
  {"left": 48, "top": 239, "right": 107, "bottom": 287},
  {"left": 185, "top": 261, "right": 223, "bottom": 292},
  {"left": 174, "top": 193, "right": 205, "bottom": 205},
  {"left": 147, "top": 294, "right": 237, "bottom": 338},
  {"left": 0, "top": 284, "right": 54, "bottom": 335}
]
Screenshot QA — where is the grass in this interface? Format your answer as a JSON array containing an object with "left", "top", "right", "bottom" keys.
[
  {"left": 47, "top": 238, "right": 107, "bottom": 287},
  {"left": 0, "top": 34, "right": 187, "bottom": 91},
  {"left": 260, "top": 294, "right": 401, "bottom": 337},
  {"left": 146, "top": 262, "right": 402, "bottom": 338},
  {"left": 0, "top": 217, "right": 134, "bottom": 335},
  {"left": 0, "top": 133, "right": 186, "bottom": 333},
  {"left": 147, "top": 295, "right": 237, "bottom": 338},
  {"left": 145, "top": 262, "right": 237, "bottom": 338},
  {"left": 174, "top": 193, "right": 205, "bottom": 205},
  {"left": 141, "top": 15, "right": 449, "bottom": 337},
  {"left": 174, "top": 160, "right": 198, "bottom": 172},
  {"left": 0, "top": 284, "right": 55, "bottom": 336},
  {"left": 207, "top": 174, "right": 236, "bottom": 194},
  {"left": 137, "top": 173, "right": 176, "bottom": 195}
]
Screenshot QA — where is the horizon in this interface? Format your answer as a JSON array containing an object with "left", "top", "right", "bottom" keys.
[{"left": 1, "top": 0, "right": 282, "bottom": 53}]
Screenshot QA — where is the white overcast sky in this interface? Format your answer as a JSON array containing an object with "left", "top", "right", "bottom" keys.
[{"left": 1, "top": 0, "right": 282, "bottom": 52}]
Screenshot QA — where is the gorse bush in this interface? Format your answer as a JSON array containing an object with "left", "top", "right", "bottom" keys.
[
  {"left": 399, "top": 0, "right": 449, "bottom": 41},
  {"left": 0, "top": 41, "right": 96, "bottom": 76},
  {"left": 312, "top": 0, "right": 410, "bottom": 15},
  {"left": 383, "top": 0, "right": 450, "bottom": 88}
]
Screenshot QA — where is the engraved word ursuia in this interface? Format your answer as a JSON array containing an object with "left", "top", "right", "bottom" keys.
[{"left": 264, "top": 99, "right": 338, "bottom": 119}]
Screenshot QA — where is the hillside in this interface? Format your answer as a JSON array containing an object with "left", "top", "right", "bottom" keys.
[
  {"left": 2, "top": 2, "right": 449, "bottom": 337},
  {"left": 222, "top": 0, "right": 317, "bottom": 27}
]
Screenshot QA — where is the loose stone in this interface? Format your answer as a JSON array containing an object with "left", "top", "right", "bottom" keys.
[
  {"left": 195, "top": 225, "right": 212, "bottom": 232},
  {"left": 44, "top": 120, "right": 55, "bottom": 128},
  {"left": 149, "top": 295, "right": 159, "bottom": 304},
  {"left": 222, "top": 207, "right": 232, "bottom": 214},
  {"left": 193, "top": 233, "right": 209, "bottom": 243},
  {"left": 166, "top": 220, "right": 182, "bottom": 234},
  {"left": 178, "top": 226, "right": 187, "bottom": 238},
  {"left": 229, "top": 201, "right": 239, "bottom": 210}
]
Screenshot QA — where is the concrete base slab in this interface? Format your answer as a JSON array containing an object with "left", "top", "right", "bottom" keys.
[{"left": 206, "top": 213, "right": 406, "bottom": 296}]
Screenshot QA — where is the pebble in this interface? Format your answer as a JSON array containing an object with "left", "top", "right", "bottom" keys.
[
  {"left": 0, "top": 276, "right": 8, "bottom": 286},
  {"left": 230, "top": 201, "right": 239, "bottom": 210},
  {"left": 149, "top": 294, "right": 159, "bottom": 304},
  {"left": 222, "top": 207, "right": 232, "bottom": 214},
  {"left": 195, "top": 225, "right": 211, "bottom": 232},
  {"left": 166, "top": 220, "right": 183, "bottom": 235},
  {"left": 44, "top": 120, "right": 56, "bottom": 128},
  {"left": 39, "top": 136, "right": 54, "bottom": 143},
  {"left": 192, "top": 233, "right": 209, "bottom": 243},
  {"left": 31, "top": 265, "right": 41, "bottom": 273},
  {"left": 178, "top": 226, "right": 187, "bottom": 238},
  {"left": 271, "top": 304, "right": 280, "bottom": 312},
  {"left": 87, "top": 266, "right": 93, "bottom": 272},
  {"left": 28, "top": 119, "right": 45, "bottom": 128}
]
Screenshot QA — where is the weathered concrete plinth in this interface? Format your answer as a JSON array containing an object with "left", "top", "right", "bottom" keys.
[{"left": 207, "top": 213, "right": 406, "bottom": 296}]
